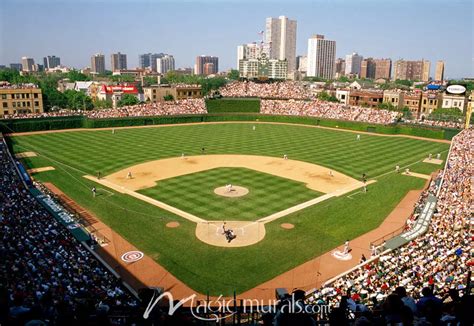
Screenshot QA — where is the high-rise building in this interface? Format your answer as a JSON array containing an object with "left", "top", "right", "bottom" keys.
[
  {"left": 345, "top": 52, "right": 363, "bottom": 76},
  {"left": 34, "top": 64, "right": 44, "bottom": 72},
  {"left": 359, "top": 58, "right": 391, "bottom": 80},
  {"left": 10, "top": 63, "right": 22, "bottom": 71},
  {"left": 265, "top": 15, "right": 297, "bottom": 73},
  {"left": 393, "top": 59, "right": 430, "bottom": 81},
  {"left": 374, "top": 59, "right": 392, "bottom": 80},
  {"left": 335, "top": 58, "right": 345, "bottom": 77},
  {"left": 360, "top": 58, "right": 374, "bottom": 79},
  {"left": 111, "top": 52, "right": 127, "bottom": 71},
  {"left": 91, "top": 54, "right": 106, "bottom": 74},
  {"left": 195, "top": 56, "right": 219, "bottom": 75},
  {"left": 296, "top": 55, "right": 307, "bottom": 72},
  {"left": 307, "top": 34, "right": 336, "bottom": 79},
  {"left": 422, "top": 60, "right": 430, "bottom": 82},
  {"left": 43, "top": 55, "right": 61, "bottom": 69},
  {"left": 237, "top": 43, "right": 264, "bottom": 68},
  {"left": 203, "top": 63, "right": 216, "bottom": 76},
  {"left": 139, "top": 53, "right": 165, "bottom": 71},
  {"left": 139, "top": 54, "right": 151, "bottom": 69},
  {"left": 435, "top": 60, "right": 445, "bottom": 81},
  {"left": 156, "top": 55, "right": 175, "bottom": 74},
  {"left": 238, "top": 53, "right": 287, "bottom": 80},
  {"left": 21, "top": 57, "right": 35, "bottom": 72}
]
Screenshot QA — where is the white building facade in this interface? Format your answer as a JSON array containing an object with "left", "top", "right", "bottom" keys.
[
  {"left": 335, "top": 89, "right": 350, "bottom": 104},
  {"left": 157, "top": 55, "right": 175, "bottom": 74},
  {"left": 237, "top": 43, "right": 264, "bottom": 68},
  {"left": 307, "top": 35, "right": 336, "bottom": 79},
  {"left": 265, "top": 16, "right": 297, "bottom": 74},
  {"left": 441, "top": 93, "right": 467, "bottom": 111}
]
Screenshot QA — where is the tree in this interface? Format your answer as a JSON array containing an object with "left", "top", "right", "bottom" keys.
[
  {"left": 43, "top": 87, "right": 67, "bottom": 109},
  {"left": 110, "top": 74, "right": 135, "bottom": 83},
  {"left": 429, "top": 107, "right": 463, "bottom": 122},
  {"left": 317, "top": 91, "right": 339, "bottom": 102},
  {"left": 66, "top": 70, "right": 90, "bottom": 82},
  {"left": 200, "top": 77, "right": 227, "bottom": 96},
  {"left": 117, "top": 94, "right": 139, "bottom": 107},
  {"left": 93, "top": 99, "right": 113, "bottom": 109},
  {"left": 377, "top": 102, "right": 397, "bottom": 111},
  {"left": 227, "top": 69, "right": 240, "bottom": 80},
  {"left": 303, "top": 76, "right": 328, "bottom": 82},
  {"left": 143, "top": 76, "right": 159, "bottom": 87},
  {"left": 401, "top": 106, "right": 413, "bottom": 120},
  {"left": 63, "top": 90, "right": 94, "bottom": 110},
  {"left": 163, "top": 94, "right": 174, "bottom": 101},
  {"left": 394, "top": 79, "right": 413, "bottom": 87}
]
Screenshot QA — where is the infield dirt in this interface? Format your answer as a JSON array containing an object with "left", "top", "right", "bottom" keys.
[{"left": 104, "top": 154, "right": 359, "bottom": 194}]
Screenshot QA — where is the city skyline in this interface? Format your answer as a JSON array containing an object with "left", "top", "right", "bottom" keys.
[{"left": 0, "top": 0, "right": 472, "bottom": 78}]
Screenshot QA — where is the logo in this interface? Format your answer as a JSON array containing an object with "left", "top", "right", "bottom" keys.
[
  {"left": 446, "top": 85, "right": 466, "bottom": 94},
  {"left": 67, "top": 223, "right": 80, "bottom": 230},
  {"left": 121, "top": 251, "right": 144, "bottom": 263},
  {"left": 143, "top": 290, "right": 331, "bottom": 322}
]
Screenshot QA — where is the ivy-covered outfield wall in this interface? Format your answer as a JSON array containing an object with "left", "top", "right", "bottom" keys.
[
  {"left": 205, "top": 98, "right": 261, "bottom": 113},
  {"left": 0, "top": 114, "right": 459, "bottom": 140}
]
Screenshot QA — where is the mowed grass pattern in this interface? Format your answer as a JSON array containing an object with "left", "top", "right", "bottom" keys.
[
  {"left": 11, "top": 123, "right": 449, "bottom": 180},
  {"left": 9, "top": 123, "right": 449, "bottom": 294},
  {"left": 139, "top": 167, "right": 322, "bottom": 221}
]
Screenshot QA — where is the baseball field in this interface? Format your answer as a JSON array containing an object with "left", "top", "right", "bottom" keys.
[{"left": 9, "top": 122, "right": 449, "bottom": 295}]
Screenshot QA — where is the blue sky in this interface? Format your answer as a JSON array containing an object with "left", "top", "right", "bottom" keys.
[{"left": 1, "top": 0, "right": 473, "bottom": 78}]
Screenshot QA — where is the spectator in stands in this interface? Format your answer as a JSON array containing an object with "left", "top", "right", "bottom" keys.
[{"left": 0, "top": 142, "right": 138, "bottom": 324}]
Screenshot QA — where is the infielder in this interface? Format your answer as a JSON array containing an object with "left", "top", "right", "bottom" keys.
[{"left": 343, "top": 240, "right": 350, "bottom": 255}]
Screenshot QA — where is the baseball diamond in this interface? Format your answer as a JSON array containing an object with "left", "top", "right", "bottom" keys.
[
  {"left": 9, "top": 122, "right": 450, "bottom": 295},
  {"left": 2, "top": 2, "right": 472, "bottom": 324}
]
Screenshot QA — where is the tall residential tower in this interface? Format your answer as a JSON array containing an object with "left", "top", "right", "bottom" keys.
[
  {"left": 91, "top": 54, "right": 106, "bottom": 74},
  {"left": 307, "top": 35, "right": 336, "bottom": 79},
  {"left": 111, "top": 52, "right": 127, "bottom": 71},
  {"left": 265, "top": 16, "right": 297, "bottom": 73}
]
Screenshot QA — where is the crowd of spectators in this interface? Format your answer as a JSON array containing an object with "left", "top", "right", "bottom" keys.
[
  {"left": 0, "top": 81, "right": 39, "bottom": 89},
  {"left": 84, "top": 99, "right": 206, "bottom": 119},
  {"left": 305, "top": 129, "right": 473, "bottom": 325},
  {"left": 0, "top": 142, "right": 139, "bottom": 325},
  {"left": 219, "top": 81, "right": 312, "bottom": 99},
  {"left": 261, "top": 99, "right": 400, "bottom": 124},
  {"left": 409, "top": 119, "right": 465, "bottom": 129},
  {"left": 3, "top": 99, "right": 207, "bottom": 120}
]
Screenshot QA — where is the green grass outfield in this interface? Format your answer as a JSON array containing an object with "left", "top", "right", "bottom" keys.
[
  {"left": 139, "top": 167, "right": 322, "bottom": 221},
  {"left": 9, "top": 122, "right": 449, "bottom": 295}
]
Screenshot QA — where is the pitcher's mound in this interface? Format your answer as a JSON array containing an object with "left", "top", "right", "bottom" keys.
[
  {"left": 214, "top": 186, "right": 249, "bottom": 198},
  {"left": 281, "top": 223, "right": 295, "bottom": 229},
  {"left": 166, "top": 221, "right": 180, "bottom": 228}
]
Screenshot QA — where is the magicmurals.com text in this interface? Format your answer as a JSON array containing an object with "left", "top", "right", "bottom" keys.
[{"left": 143, "top": 291, "right": 332, "bottom": 322}]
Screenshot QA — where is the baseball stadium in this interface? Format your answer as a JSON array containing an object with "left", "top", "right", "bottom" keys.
[{"left": 1, "top": 80, "right": 472, "bottom": 324}]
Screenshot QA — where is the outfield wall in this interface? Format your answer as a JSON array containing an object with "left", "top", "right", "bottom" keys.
[{"left": 0, "top": 114, "right": 460, "bottom": 140}]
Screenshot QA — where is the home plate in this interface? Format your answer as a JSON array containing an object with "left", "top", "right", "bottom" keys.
[{"left": 332, "top": 250, "right": 352, "bottom": 261}]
